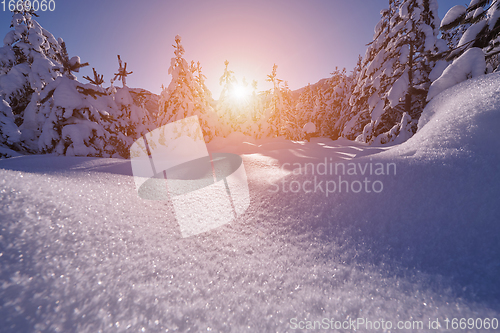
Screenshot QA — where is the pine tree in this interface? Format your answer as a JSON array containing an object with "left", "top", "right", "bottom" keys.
[
  {"left": 309, "top": 86, "right": 326, "bottom": 135},
  {"left": 83, "top": 68, "right": 105, "bottom": 87},
  {"left": 0, "top": 98, "right": 21, "bottom": 157},
  {"left": 348, "top": 0, "right": 441, "bottom": 144},
  {"left": 216, "top": 60, "right": 237, "bottom": 136},
  {"left": 250, "top": 80, "right": 261, "bottom": 122},
  {"left": 0, "top": 10, "right": 64, "bottom": 151},
  {"left": 36, "top": 51, "right": 153, "bottom": 157},
  {"left": 428, "top": 0, "right": 500, "bottom": 100},
  {"left": 158, "top": 35, "right": 217, "bottom": 141},
  {"left": 36, "top": 77, "right": 112, "bottom": 156},
  {"left": 296, "top": 84, "right": 315, "bottom": 127},
  {"left": 266, "top": 64, "right": 290, "bottom": 137},
  {"left": 280, "top": 81, "right": 302, "bottom": 140},
  {"left": 321, "top": 67, "right": 354, "bottom": 139},
  {"left": 111, "top": 55, "right": 132, "bottom": 87},
  {"left": 341, "top": 55, "right": 370, "bottom": 140},
  {"left": 439, "top": 0, "right": 500, "bottom": 62}
]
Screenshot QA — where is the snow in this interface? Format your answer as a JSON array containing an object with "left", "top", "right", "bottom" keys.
[
  {"left": 69, "top": 56, "right": 81, "bottom": 67},
  {"left": 421, "top": 23, "right": 436, "bottom": 52},
  {"left": 1, "top": 72, "right": 499, "bottom": 330},
  {"left": 419, "top": 72, "right": 500, "bottom": 147},
  {"left": 0, "top": 63, "right": 30, "bottom": 98},
  {"left": 398, "top": 44, "right": 410, "bottom": 63},
  {"left": 458, "top": 19, "right": 487, "bottom": 48},
  {"left": 428, "top": 59, "right": 449, "bottom": 82},
  {"left": 370, "top": 99, "right": 384, "bottom": 122},
  {"left": 387, "top": 71, "right": 409, "bottom": 107},
  {"left": 61, "top": 123, "right": 96, "bottom": 156},
  {"left": 440, "top": 5, "right": 466, "bottom": 28},
  {"left": 0, "top": 46, "right": 15, "bottom": 74},
  {"left": 0, "top": 145, "right": 22, "bottom": 159},
  {"left": 52, "top": 77, "right": 85, "bottom": 111},
  {"left": 473, "top": 7, "right": 484, "bottom": 19},
  {"left": 469, "top": 0, "right": 484, "bottom": 10},
  {"left": 487, "top": 2, "right": 500, "bottom": 30},
  {"left": 427, "top": 47, "right": 486, "bottom": 101},
  {"left": 0, "top": 99, "right": 21, "bottom": 144},
  {"left": 302, "top": 122, "right": 316, "bottom": 133}
]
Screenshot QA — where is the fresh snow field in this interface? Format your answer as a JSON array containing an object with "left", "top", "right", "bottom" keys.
[{"left": 1, "top": 74, "right": 500, "bottom": 332}]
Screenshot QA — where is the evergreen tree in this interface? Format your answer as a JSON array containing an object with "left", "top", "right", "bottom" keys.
[
  {"left": 347, "top": 0, "right": 441, "bottom": 144},
  {"left": 216, "top": 60, "right": 237, "bottom": 136},
  {"left": 308, "top": 86, "right": 325, "bottom": 134},
  {"left": 83, "top": 68, "right": 105, "bottom": 87},
  {"left": 439, "top": 0, "right": 500, "bottom": 62},
  {"left": 439, "top": 5, "right": 469, "bottom": 51},
  {"left": 0, "top": 97, "right": 21, "bottom": 157},
  {"left": 36, "top": 53, "right": 152, "bottom": 157},
  {"left": 280, "top": 81, "right": 302, "bottom": 140},
  {"left": 249, "top": 79, "right": 261, "bottom": 121},
  {"left": 158, "top": 35, "right": 217, "bottom": 141},
  {"left": 321, "top": 67, "right": 354, "bottom": 139},
  {"left": 111, "top": 55, "right": 132, "bottom": 87},
  {"left": 296, "top": 84, "right": 315, "bottom": 127},
  {"left": 341, "top": 55, "right": 370, "bottom": 140},
  {"left": 266, "top": 64, "right": 291, "bottom": 137},
  {"left": 0, "top": 10, "right": 64, "bottom": 151},
  {"left": 428, "top": 0, "right": 500, "bottom": 100}
]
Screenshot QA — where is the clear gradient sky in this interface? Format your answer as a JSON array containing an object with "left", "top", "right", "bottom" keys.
[{"left": 0, "top": 0, "right": 459, "bottom": 97}]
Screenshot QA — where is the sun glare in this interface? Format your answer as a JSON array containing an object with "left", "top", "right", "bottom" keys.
[{"left": 231, "top": 84, "right": 251, "bottom": 101}]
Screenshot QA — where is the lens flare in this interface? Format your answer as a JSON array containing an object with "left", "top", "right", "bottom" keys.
[{"left": 231, "top": 84, "right": 250, "bottom": 101}]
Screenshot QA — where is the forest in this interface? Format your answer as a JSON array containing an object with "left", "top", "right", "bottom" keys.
[{"left": 1, "top": 0, "right": 500, "bottom": 159}]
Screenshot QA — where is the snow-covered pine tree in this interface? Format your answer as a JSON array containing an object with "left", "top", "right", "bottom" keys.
[
  {"left": 295, "top": 83, "right": 315, "bottom": 127},
  {"left": 0, "top": 10, "right": 64, "bottom": 151},
  {"left": 0, "top": 97, "right": 21, "bottom": 158},
  {"left": 341, "top": 55, "right": 371, "bottom": 140},
  {"left": 320, "top": 67, "right": 354, "bottom": 139},
  {"left": 250, "top": 79, "right": 261, "bottom": 121},
  {"left": 439, "top": 0, "right": 500, "bottom": 61},
  {"left": 191, "top": 61, "right": 218, "bottom": 140},
  {"left": 279, "top": 81, "right": 302, "bottom": 140},
  {"left": 215, "top": 60, "right": 237, "bottom": 137},
  {"left": 347, "top": 0, "right": 442, "bottom": 144},
  {"left": 36, "top": 76, "right": 112, "bottom": 156},
  {"left": 158, "top": 35, "right": 217, "bottom": 141},
  {"left": 109, "top": 55, "right": 153, "bottom": 154},
  {"left": 36, "top": 51, "right": 153, "bottom": 157},
  {"left": 33, "top": 42, "right": 112, "bottom": 156},
  {"left": 83, "top": 68, "right": 105, "bottom": 87},
  {"left": 439, "top": 4, "right": 469, "bottom": 51},
  {"left": 192, "top": 61, "right": 214, "bottom": 108},
  {"left": 191, "top": 61, "right": 218, "bottom": 138},
  {"left": 266, "top": 64, "right": 293, "bottom": 137},
  {"left": 249, "top": 89, "right": 274, "bottom": 139},
  {"left": 428, "top": 0, "right": 500, "bottom": 100},
  {"left": 308, "top": 85, "right": 326, "bottom": 135}
]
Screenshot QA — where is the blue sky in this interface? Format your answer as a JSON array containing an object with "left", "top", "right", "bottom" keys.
[{"left": 0, "top": 0, "right": 459, "bottom": 97}]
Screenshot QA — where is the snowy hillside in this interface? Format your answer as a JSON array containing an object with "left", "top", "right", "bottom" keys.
[{"left": 1, "top": 73, "right": 499, "bottom": 332}]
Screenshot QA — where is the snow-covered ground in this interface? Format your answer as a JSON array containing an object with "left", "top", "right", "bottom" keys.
[{"left": 1, "top": 74, "right": 500, "bottom": 332}]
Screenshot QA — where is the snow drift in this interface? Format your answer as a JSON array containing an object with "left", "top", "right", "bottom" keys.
[{"left": 0, "top": 74, "right": 499, "bottom": 331}]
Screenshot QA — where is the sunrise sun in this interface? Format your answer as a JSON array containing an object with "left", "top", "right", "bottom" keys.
[{"left": 230, "top": 84, "right": 251, "bottom": 102}]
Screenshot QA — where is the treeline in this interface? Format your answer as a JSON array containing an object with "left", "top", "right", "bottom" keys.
[{"left": 1, "top": 0, "right": 500, "bottom": 158}]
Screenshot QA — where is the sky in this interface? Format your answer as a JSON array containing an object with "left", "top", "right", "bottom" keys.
[{"left": 0, "top": 0, "right": 460, "bottom": 98}]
